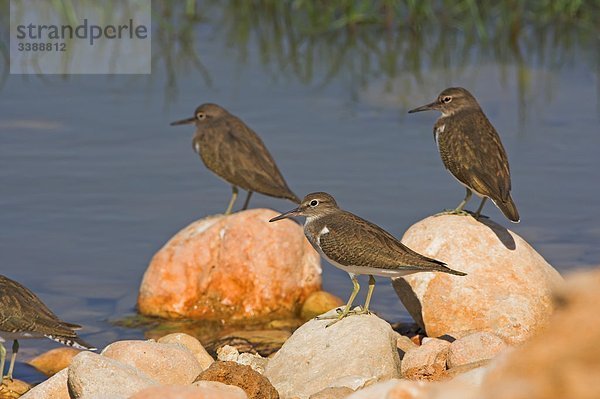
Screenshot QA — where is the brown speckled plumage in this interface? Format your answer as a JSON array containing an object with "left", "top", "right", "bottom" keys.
[
  {"left": 306, "top": 210, "right": 464, "bottom": 274},
  {"left": 172, "top": 103, "right": 300, "bottom": 208},
  {"left": 272, "top": 192, "right": 465, "bottom": 276},
  {"left": 410, "top": 87, "right": 519, "bottom": 222},
  {"left": 0, "top": 275, "right": 93, "bottom": 348}
]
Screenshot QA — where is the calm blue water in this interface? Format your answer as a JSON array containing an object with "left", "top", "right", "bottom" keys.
[{"left": 1, "top": 7, "right": 599, "bottom": 381}]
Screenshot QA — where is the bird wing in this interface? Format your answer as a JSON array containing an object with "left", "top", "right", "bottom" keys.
[
  {"left": 317, "top": 212, "right": 447, "bottom": 271},
  {"left": 441, "top": 110, "right": 512, "bottom": 202},
  {"left": 0, "top": 276, "right": 80, "bottom": 337},
  {"left": 202, "top": 117, "right": 299, "bottom": 201}
]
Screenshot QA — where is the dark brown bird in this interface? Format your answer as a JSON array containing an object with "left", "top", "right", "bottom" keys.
[
  {"left": 408, "top": 87, "right": 520, "bottom": 223},
  {"left": 270, "top": 192, "right": 465, "bottom": 325},
  {"left": 171, "top": 104, "right": 300, "bottom": 214},
  {"left": 0, "top": 275, "right": 95, "bottom": 381}
]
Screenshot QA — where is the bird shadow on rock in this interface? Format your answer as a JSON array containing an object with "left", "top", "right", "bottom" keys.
[
  {"left": 471, "top": 213, "right": 516, "bottom": 250},
  {"left": 391, "top": 278, "right": 425, "bottom": 331}
]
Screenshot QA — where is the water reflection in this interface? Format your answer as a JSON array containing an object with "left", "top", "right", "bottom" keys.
[
  {"left": 2, "top": 0, "right": 598, "bottom": 116},
  {"left": 206, "top": 1, "right": 598, "bottom": 119}
]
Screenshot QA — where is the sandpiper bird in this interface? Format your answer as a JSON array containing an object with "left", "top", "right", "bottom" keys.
[
  {"left": 270, "top": 192, "right": 466, "bottom": 325},
  {"left": 408, "top": 87, "right": 520, "bottom": 223},
  {"left": 0, "top": 275, "right": 95, "bottom": 381},
  {"left": 171, "top": 104, "right": 300, "bottom": 214}
]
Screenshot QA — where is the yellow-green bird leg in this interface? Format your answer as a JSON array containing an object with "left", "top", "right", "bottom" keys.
[
  {"left": 357, "top": 275, "right": 375, "bottom": 314},
  {"left": 241, "top": 191, "right": 253, "bottom": 210},
  {"left": 225, "top": 186, "right": 239, "bottom": 215},
  {"left": 0, "top": 343, "right": 6, "bottom": 381},
  {"left": 474, "top": 197, "right": 488, "bottom": 219},
  {"left": 317, "top": 274, "right": 361, "bottom": 327}
]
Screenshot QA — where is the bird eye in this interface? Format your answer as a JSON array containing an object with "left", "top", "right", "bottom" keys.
[
  {"left": 442, "top": 96, "right": 452, "bottom": 103},
  {"left": 309, "top": 199, "right": 319, "bottom": 207},
  {"left": 196, "top": 112, "right": 206, "bottom": 120}
]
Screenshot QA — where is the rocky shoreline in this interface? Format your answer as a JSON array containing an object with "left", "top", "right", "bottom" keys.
[{"left": 5, "top": 209, "right": 596, "bottom": 399}]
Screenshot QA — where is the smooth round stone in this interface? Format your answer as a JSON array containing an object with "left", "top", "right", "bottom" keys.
[
  {"left": 138, "top": 209, "right": 321, "bottom": 321},
  {"left": 393, "top": 214, "right": 563, "bottom": 344}
]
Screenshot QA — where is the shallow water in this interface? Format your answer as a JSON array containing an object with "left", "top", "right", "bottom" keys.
[{"left": 1, "top": 4, "right": 599, "bottom": 381}]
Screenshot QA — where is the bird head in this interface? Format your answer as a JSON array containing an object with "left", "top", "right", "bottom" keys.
[
  {"left": 408, "top": 87, "right": 479, "bottom": 117},
  {"left": 170, "top": 103, "right": 229, "bottom": 126},
  {"left": 269, "top": 192, "right": 339, "bottom": 222}
]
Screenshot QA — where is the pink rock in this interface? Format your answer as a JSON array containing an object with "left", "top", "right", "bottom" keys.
[
  {"left": 393, "top": 215, "right": 563, "bottom": 344},
  {"left": 400, "top": 338, "right": 450, "bottom": 381},
  {"left": 482, "top": 268, "right": 600, "bottom": 399},
  {"left": 300, "top": 291, "right": 344, "bottom": 321},
  {"left": 138, "top": 209, "right": 321, "bottom": 320},
  {"left": 67, "top": 352, "right": 158, "bottom": 398},
  {"left": 28, "top": 347, "right": 82, "bottom": 377},
  {"left": 102, "top": 340, "right": 202, "bottom": 385},
  {"left": 20, "top": 369, "right": 69, "bottom": 399},
  {"left": 344, "top": 379, "right": 427, "bottom": 399},
  {"left": 448, "top": 332, "right": 507, "bottom": 368},
  {"left": 129, "top": 383, "right": 248, "bottom": 399},
  {"left": 346, "top": 374, "right": 484, "bottom": 399},
  {"left": 309, "top": 386, "right": 355, "bottom": 399},
  {"left": 158, "top": 332, "right": 215, "bottom": 370},
  {"left": 396, "top": 334, "right": 418, "bottom": 356}
]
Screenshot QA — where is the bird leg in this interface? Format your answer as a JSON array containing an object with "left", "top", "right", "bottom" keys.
[
  {"left": 436, "top": 188, "right": 472, "bottom": 217},
  {"left": 0, "top": 343, "right": 6, "bottom": 382},
  {"left": 241, "top": 191, "right": 253, "bottom": 211},
  {"left": 455, "top": 188, "right": 473, "bottom": 212},
  {"left": 355, "top": 275, "right": 375, "bottom": 315},
  {"left": 317, "top": 274, "right": 361, "bottom": 327},
  {"left": 224, "top": 186, "right": 239, "bottom": 215},
  {"left": 6, "top": 340, "right": 18, "bottom": 381},
  {"left": 474, "top": 197, "right": 488, "bottom": 219}
]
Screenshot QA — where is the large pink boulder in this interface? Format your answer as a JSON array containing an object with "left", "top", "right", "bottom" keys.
[
  {"left": 138, "top": 209, "right": 321, "bottom": 321},
  {"left": 482, "top": 268, "right": 600, "bottom": 399},
  {"left": 393, "top": 215, "right": 563, "bottom": 344}
]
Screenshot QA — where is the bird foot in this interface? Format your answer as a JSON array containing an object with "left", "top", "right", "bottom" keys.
[
  {"left": 315, "top": 306, "right": 362, "bottom": 327},
  {"left": 435, "top": 209, "right": 471, "bottom": 217},
  {"left": 352, "top": 306, "right": 372, "bottom": 315},
  {"left": 1, "top": 376, "right": 13, "bottom": 388}
]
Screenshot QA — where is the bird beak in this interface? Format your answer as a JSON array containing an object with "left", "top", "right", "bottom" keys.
[
  {"left": 170, "top": 116, "right": 196, "bottom": 126},
  {"left": 408, "top": 101, "right": 438, "bottom": 113},
  {"left": 269, "top": 207, "right": 301, "bottom": 222}
]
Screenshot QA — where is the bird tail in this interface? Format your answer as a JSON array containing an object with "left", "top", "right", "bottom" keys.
[
  {"left": 496, "top": 195, "right": 520, "bottom": 223},
  {"left": 45, "top": 334, "right": 97, "bottom": 351},
  {"left": 429, "top": 259, "right": 467, "bottom": 276},
  {"left": 435, "top": 264, "right": 467, "bottom": 276},
  {"left": 415, "top": 256, "right": 467, "bottom": 276}
]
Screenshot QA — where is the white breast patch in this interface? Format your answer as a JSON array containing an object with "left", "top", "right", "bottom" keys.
[
  {"left": 435, "top": 124, "right": 446, "bottom": 139},
  {"left": 317, "top": 226, "right": 330, "bottom": 245},
  {"left": 435, "top": 124, "right": 445, "bottom": 149}
]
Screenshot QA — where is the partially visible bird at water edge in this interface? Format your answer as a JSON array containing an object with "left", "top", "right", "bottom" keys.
[
  {"left": 408, "top": 87, "right": 520, "bottom": 223},
  {"left": 269, "top": 192, "right": 466, "bottom": 326},
  {"left": 0, "top": 275, "right": 95, "bottom": 382},
  {"left": 171, "top": 103, "right": 300, "bottom": 215}
]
